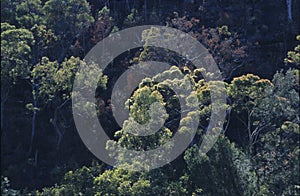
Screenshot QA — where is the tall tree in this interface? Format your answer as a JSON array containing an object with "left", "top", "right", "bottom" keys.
[
  {"left": 184, "top": 136, "right": 258, "bottom": 195},
  {"left": 1, "top": 23, "right": 34, "bottom": 130},
  {"left": 227, "top": 74, "right": 273, "bottom": 152},
  {"left": 15, "top": 0, "right": 44, "bottom": 29},
  {"left": 43, "top": 0, "right": 94, "bottom": 62},
  {"left": 254, "top": 69, "right": 300, "bottom": 195},
  {"left": 28, "top": 57, "right": 107, "bottom": 155}
]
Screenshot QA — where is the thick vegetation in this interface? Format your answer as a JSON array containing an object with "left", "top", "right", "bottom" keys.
[{"left": 1, "top": 0, "right": 299, "bottom": 195}]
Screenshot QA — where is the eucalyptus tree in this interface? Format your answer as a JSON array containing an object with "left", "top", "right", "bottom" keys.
[
  {"left": 227, "top": 74, "right": 273, "bottom": 152},
  {"left": 285, "top": 35, "right": 300, "bottom": 68},
  {"left": 1, "top": 23, "right": 34, "bottom": 130},
  {"left": 184, "top": 136, "right": 257, "bottom": 195},
  {"left": 43, "top": 0, "right": 94, "bottom": 62},
  {"left": 254, "top": 69, "right": 300, "bottom": 195},
  {"left": 29, "top": 57, "right": 107, "bottom": 155},
  {"left": 15, "top": 0, "right": 44, "bottom": 29}
]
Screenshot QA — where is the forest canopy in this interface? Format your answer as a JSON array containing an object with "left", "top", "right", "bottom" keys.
[{"left": 1, "top": 0, "right": 299, "bottom": 195}]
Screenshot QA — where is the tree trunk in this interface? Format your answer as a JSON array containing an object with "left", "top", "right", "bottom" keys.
[
  {"left": 52, "top": 99, "right": 70, "bottom": 148},
  {"left": 144, "top": 0, "right": 148, "bottom": 23},
  {"left": 1, "top": 85, "right": 9, "bottom": 131},
  {"left": 29, "top": 83, "right": 38, "bottom": 155},
  {"left": 53, "top": 107, "right": 64, "bottom": 148},
  {"left": 126, "top": 0, "right": 130, "bottom": 12},
  {"left": 286, "top": 0, "right": 292, "bottom": 22},
  {"left": 1, "top": 94, "right": 7, "bottom": 131}
]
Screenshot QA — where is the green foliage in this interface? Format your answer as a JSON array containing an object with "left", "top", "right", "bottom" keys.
[
  {"left": 34, "top": 163, "right": 103, "bottom": 195},
  {"left": 254, "top": 69, "right": 300, "bottom": 195},
  {"left": 32, "top": 56, "right": 106, "bottom": 104},
  {"left": 129, "top": 86, "right": 165, "bottom": 124},
  {"left": 94, "top": 168, "right": 151, "bottom": 196},
  {"left": 94, "top": 165, "right": 189, "bottom": 195},
  {"left": 1, "top": 0, "right": 16, "bottom": 24},
  {"left": 43, "top": 0, "right": 94, "bottom": 31},
  {"left": 1, "top": 1, "right": 299, "bottom": 194},
  {"left": 263, "top": 69, "right": 299, "bottom": 124},
  {"left": 15, "top": 0, "right": 44, "bottom": 29},
  {"left": 184, "top": 137, "right": 257, "bottom": 195},
  {"left": 195, "top": 79, "right": 228, "bottom": 132},
  {"left": 30, "top": 24, "right": 57, "bottom": 58},
  {"left": 31, "top": 57, "right": 59, "bottom": 103},
  {"left": 1, "top": 23, "right": 34, "bottom": 82},
  {"left": 285, "top": 35, "right": 300, "bottom": 67},
  {"left": 256, "top": 121, "right": 300, "bottom": 195},
  {"left": 228, "top": 74, "right": 271, "bottom": 112},
  {"left": 227, "top": 74, "right": 275, "bottom": 149},
  {"left": 43, "top": 0, "right": 94, "bottom": 44},
  {"left": 1, "top": 22, "right": 16, "bottom": 32},
  {"left": 138, "top": 27, "right": 184, "bottom": 66},
  {"left": 98, "top": 6, "right": 110, "bottom": 16},
  {"left": 91, "top": 6, "right": 114, "bottom": 43},
  {"left": 71, "top": 61, "right": 108, "bottom": 120},
  {"left": 29, "top": 56, "right": 108, "bottom": 153},
  {"left": 123, "top": 9, "right": 143, "bottom": 27},
  {"left": 110, "top": 82, "right": 172, "bottom": 153},
  {"left": 217, "top": 25, "right": 232, "bottom": 36},
  {"left": 30, "top": 56, "right": 108, "bottom": 150}
]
